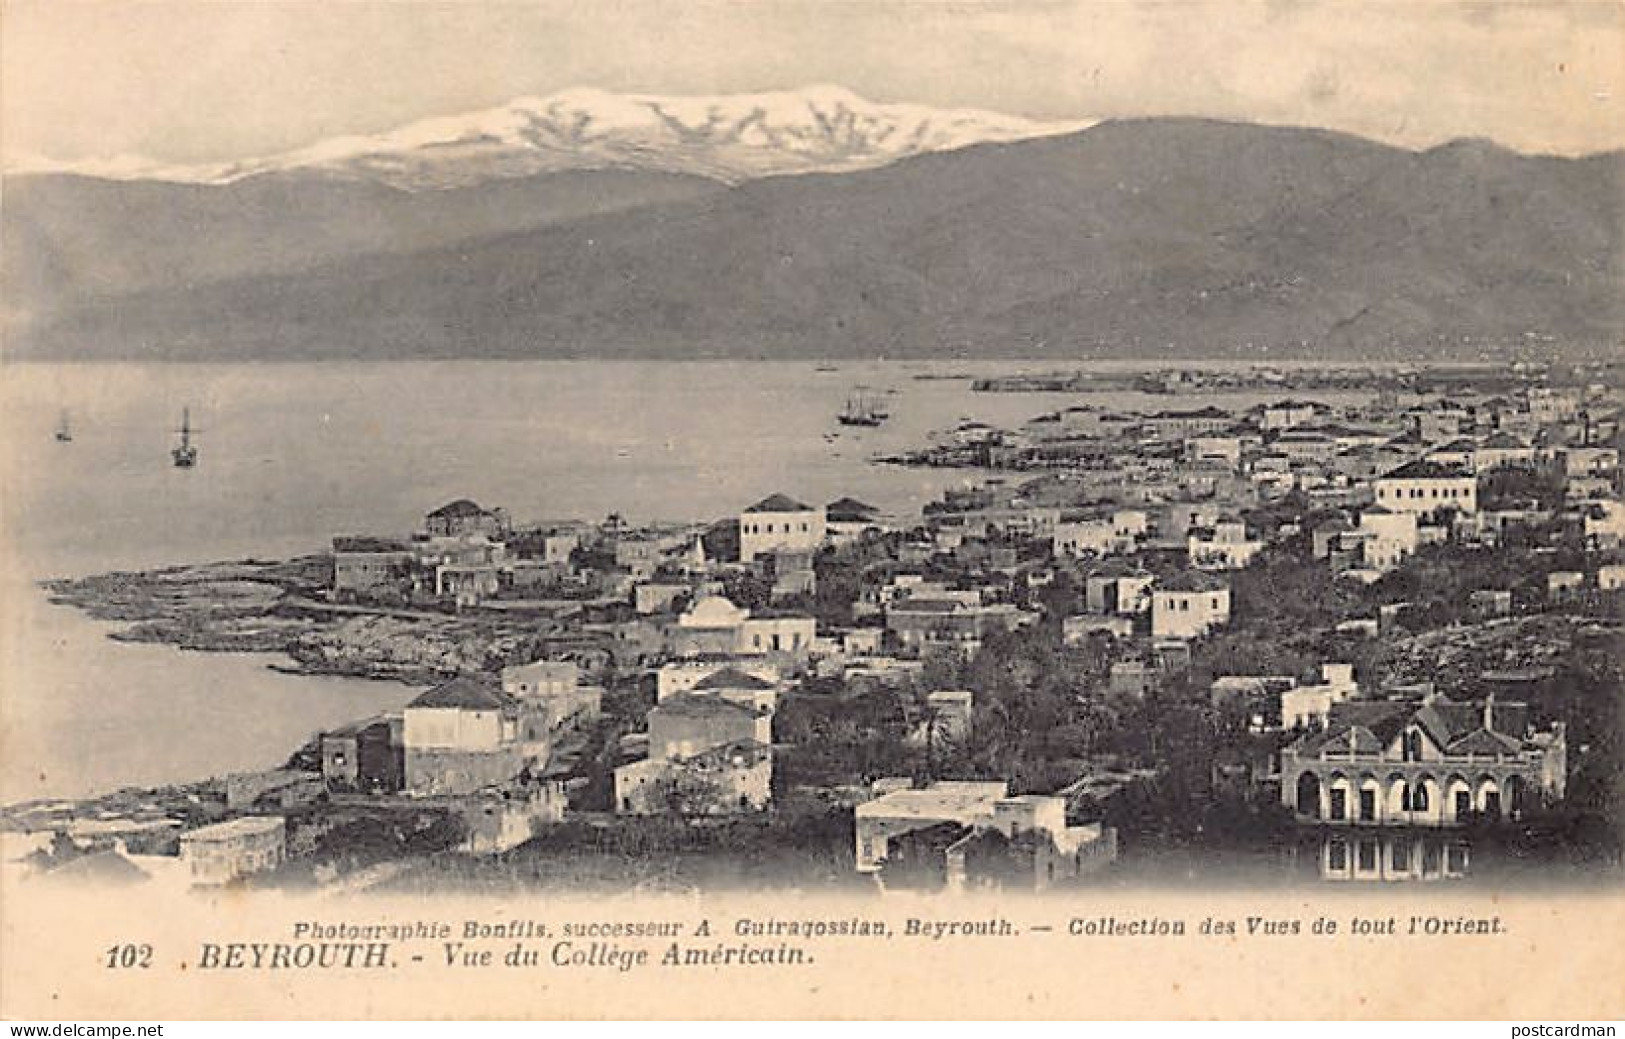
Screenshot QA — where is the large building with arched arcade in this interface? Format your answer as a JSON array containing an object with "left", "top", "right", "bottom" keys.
[{"left": 1280, "top": 695, "right": 1566, "bottom": 827}]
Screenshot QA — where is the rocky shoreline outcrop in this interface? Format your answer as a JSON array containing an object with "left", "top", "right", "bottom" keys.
[{"left": 40, "top": 556, "right": 552, "bottom": 685}]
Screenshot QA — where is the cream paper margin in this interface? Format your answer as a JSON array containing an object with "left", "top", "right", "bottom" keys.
[{"left": 1, "top": 884, "right": 1623, "bottom": 1019}]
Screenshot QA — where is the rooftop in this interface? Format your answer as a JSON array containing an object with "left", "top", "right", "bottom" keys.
[
  {"left": 691, "top": 667, "right": 777, "bottom": 692},
  {"left": 1290, "top": 697, "right": 1534, "bottom": 757},
  {"left": 1149, "top": 406, "right": 1232, "bottom": 420},
  {"left": 427, "top": 499, "right": 491, "bottom": 518},
  {"left": 855, "top": 781, "right": 1009, "bottom": 821},
  {"left": 180, "top": 816, "right": 285, "bottom": 842},
  {"left": 745, "top": 493, "right": 813, "bottom": 514},
  {"left": 1155, "top": 570, "right": 1229, "bottom": 594},
  {"left": 1380, "top": 459, "right": 1475, "bottom": 481},
  {"left": 407, "top": 676, "right": 511, "bottom": 711},
  {"left": 653, "top": 693, "right": 762, "bottom": 719},
  {"left": 333, "top": 536, "right": 411, "bottom": 554},
  {"left": 827, "top": 496, "right": 880, "bottom": 522}
]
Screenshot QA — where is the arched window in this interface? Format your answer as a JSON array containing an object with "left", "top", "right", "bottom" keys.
[{"left": 1296, "top": 772, "right": 1322, "bottom": 815}]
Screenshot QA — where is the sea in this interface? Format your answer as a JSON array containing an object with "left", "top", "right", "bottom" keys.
[{"left": 1, "top": 358, "right": 1355, "bottom": 804}]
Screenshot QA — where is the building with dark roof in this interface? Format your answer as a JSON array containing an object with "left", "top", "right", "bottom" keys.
[
  {"left": 691, "top": 667, "right": 777, "bottom": 692},
  {"left": 424, "top": 499, "right": 507, "bottom": 538},
  {"left": 739, "top": 493, "right": 826, "bottom": 562},
  {"left": 745, "top": 493, "right": 811, "bottom": 513},
  {"left": 826, "top": 497, "right": 890, "bottom": 542},
  {"left": 647, "top": 694, "right": 767, "bottom": 759},
  {"left": 407, "top": 676, "right": 511, "bottom": 712},
  {"left": 1374, "top": 459, "right": 1478, "bottom": 515},
  {"left": 1280, "top": 695, "right": 1565, "bottom": 828},
  {"left": 332, "top": 536, "right": 415, "bottom": 595},
  {"left": 402, "top": 677, "right": 536, "bottom": 796}
]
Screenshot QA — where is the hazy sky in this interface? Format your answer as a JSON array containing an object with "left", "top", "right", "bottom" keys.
[{"left": 3, "top": 0, "right": 1622, "bottom": 165}]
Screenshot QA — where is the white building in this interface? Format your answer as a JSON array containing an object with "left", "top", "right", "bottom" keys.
[
  {"left": 741, "top": 613, "right": 817, "bottom": 656},
  {"left": 739, "top": 494, "right": 827, "bottom": 562},
  {"left": 500, "top": 659, "right": 601, "bottom": 734},
  {"left": 854, "top": 780, "right": 1010, "bottom": 872},
  {"left": 1357, "top": 506, "right": 1420, "bottom": 571},
  {"left": 402, "top": 677, "right": 534, "bottom": 795},
  {"left": 678, "top": 595, "right": 750, "bottom": 630},
  {"left": 1281, "top": 696, "right": 1567, "bottom": 827},
  {"left": 1281, "top": 663, "right": 1358, "bottom": 730},
  {"left": 1150, "top": 576, "right": 1231, "bottom": 640},
  {"left": 671, "top": 595, "right": 816, "bottom": 658},
  {"left": 1261, "top": 400, "right": 1326, "bottom": 431},
  {"left": 1473, "top": 432, "right": 1538, "bottom": 472},
  {"left": 657, "top": 657, "right": 781, "bottom": 700},
  {"left": 614, "top": 694, "right": 773, "bottom": 816},
  {"left": 179, "top": 817, "right": 286, "bottom": 886},
  {"left": 854, "top": 780, "right": 1116, "bottom": 890},
  {"left": 1187, "top": 519, "right": 1263, "bottom": 571},
  {"left": 1583, "top": 500, "right": 1625, "bottom": 550},
  {"left": 1053, "top": 520, "right": 1121, "bottom": 558},
  {"left": 1373, "top": 460, "right": 1478, "bottom": 515}
]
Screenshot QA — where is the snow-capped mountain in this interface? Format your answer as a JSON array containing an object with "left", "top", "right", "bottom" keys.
[{"left": 10, "top": 86, "right": 1093, "bottom": 190}]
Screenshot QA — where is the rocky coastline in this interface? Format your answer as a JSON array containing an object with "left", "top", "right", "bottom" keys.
[{"left": 38, "top": 556, "right": 563, "bottom": 686}]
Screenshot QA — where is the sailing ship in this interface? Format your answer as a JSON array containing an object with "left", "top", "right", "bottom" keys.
[
  {"left": 54, "top": 410, "right": 73, "bottom": 443},
  {"left": 837, "top": 387, "right": 889, "bottom": 427},
  {"left": 172, "top": 407, "right": 199, "bottom": 468}
]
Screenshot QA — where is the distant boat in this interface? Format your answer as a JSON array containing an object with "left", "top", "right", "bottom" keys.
[
  {"left": 172, "top": 407, "right": 199, "bottom": 468},
  {"left": 815, "top": 364, "right": 840, "bottom": 373},
  {"left": 54, "top": 410, "right": 72, "bottom": 443},
  {"left": 838, "top": 387, "right": 888, "bottom": 427}
]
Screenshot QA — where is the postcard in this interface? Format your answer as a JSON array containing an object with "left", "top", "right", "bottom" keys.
[{"left": 2, "top": 0, "right": 1621, "bottom": 1021}]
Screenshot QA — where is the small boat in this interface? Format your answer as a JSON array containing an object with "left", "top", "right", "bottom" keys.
[
  {"left": 54, "top": 410, "right": 73, "bottom": 443},
  {"left": 172, "top": 407, "right": 199, "bottom": 468},
  {"left": 837, "top": 387, "right": 888, "bottom": 428}
]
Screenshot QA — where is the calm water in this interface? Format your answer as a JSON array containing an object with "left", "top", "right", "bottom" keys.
[{"left": 0, "top": 359, "right": 1361, "bottom": 802}]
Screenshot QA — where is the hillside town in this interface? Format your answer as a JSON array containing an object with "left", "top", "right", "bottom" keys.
[{"left": 6, "top": 371, "right": 1623, "bottom": 894}]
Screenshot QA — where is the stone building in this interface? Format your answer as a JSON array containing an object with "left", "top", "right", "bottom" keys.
[
  {"left": 739, "top": 493, "right": 826, "bottom": 562},
  {"left": 179, "top": 817, "right": 286, "bottom": 886},
  {"left": 1149, "top": 573, "right": 1231, "bottom": 640},
  {"left": 320, "top": 716, "right": 405, "bottom": 793},
  {"left": 331, "top": 536, "right": 414, "bottom": 595},
  {"left": 401, "top": 677, "right": 534, "bottom": 796},
  {"left": 1373, "top": 460, "right": 1478, "bottom": 515},
  {"left": 1280, "top": 695, "right": 1566, "bottom": 827},
  {"left": 614, "top": 694, "right": 773, "bottom": 816}
]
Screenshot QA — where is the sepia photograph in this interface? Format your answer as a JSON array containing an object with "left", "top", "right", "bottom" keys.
[{"left": 0, "top": 0, "right": 1622, "bottom": 1022}]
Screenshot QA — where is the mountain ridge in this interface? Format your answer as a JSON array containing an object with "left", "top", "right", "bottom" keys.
[
  {"left": 9, "top": 116, "right": 1621, "bottom": 363},
  {"left": 7, "top": 85, "right": 1093, "bottom": 190}
]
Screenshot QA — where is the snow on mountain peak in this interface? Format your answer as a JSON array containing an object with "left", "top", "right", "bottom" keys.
[{"left": 10, "top": 86, "right": 1094, "bottom": 190}]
